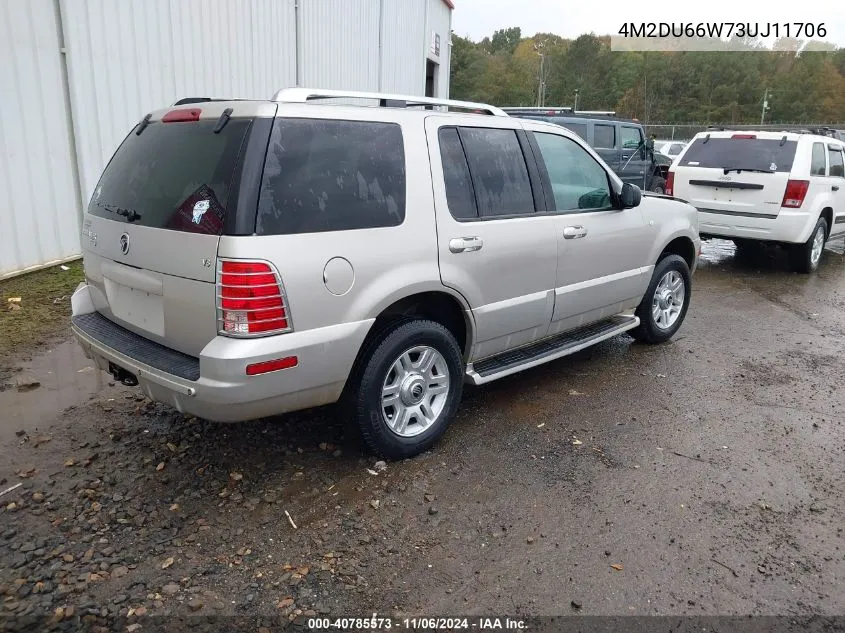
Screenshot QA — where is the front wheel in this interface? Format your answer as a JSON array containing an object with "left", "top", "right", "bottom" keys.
[
  {"left": 788, "top": 217, "right": 827, "bottom": 273},
  {"left": 631, "top": 254, "right": 692, "bottom": 344},
  {"left": 352, "top": 320, "right": 464, "bottom": 459}
]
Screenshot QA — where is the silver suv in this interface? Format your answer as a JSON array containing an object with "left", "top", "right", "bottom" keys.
[{"left": 71, "top": 88, "right": 700, "bottom": 458}]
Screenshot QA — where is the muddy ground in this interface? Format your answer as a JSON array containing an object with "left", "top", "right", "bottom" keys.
[{"left": 1, "top": 240, "right": 844, "bottom": 631}]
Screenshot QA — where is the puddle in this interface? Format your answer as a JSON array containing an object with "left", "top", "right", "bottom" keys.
[{"left": 0, "top": 338, "right": 122, "bottom": 441}]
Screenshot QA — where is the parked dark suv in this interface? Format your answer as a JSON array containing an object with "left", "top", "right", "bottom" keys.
[{"left": 504, "top": 108, "right": 669, "bottom": 194}]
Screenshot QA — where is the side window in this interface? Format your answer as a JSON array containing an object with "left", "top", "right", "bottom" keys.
[
  {"left": 669, "top": 144, "right": 684, "bottom": 156},
  {"left": 562, "top": 123, "right": 587, "bottom": 140},
  {"left": 621, "top": 126, "right": 642, "bottom": 150},
  {"left": 534, "top": 132, "right": 613, "bottom": 212},
  {"left": 256, "top": 118, "right": 405, "bottom": 235},
  {"left": 811, "top": 143, "right": 826, "bottom": 176},
  {"left": 438, "top": 128, "right": 478, "bottom": 220},
  {"left": 593, "top": 124, "right": 616, "bottom": 149},
  {"left": 459, "top": 127, "right": 535, "bottom": 217},
  {"left": 828, "top": 147, "right": 845, "bottom": 178}
]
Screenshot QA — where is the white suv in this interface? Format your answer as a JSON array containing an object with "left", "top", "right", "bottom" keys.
[{"left": 667, "top": 130, "right": 845, "bottom": 272}]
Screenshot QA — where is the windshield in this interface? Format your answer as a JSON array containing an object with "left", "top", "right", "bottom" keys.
[
  {"left": 680, "top": 137, "right": 797, "bottom": 173},
  {"left": 88, "top": 119, "right": 252, "bottom": 235}
]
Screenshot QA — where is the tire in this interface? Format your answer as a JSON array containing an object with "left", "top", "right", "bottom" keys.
[
  {"left": 631, "top": 254, "right": 692, "bottom": 344},
  {"left": 352, "top": 320, "right": 463, "bottom": 459},
  {"left": 649, "top": 176, "right": 666, "bottom": 195},
  {"left": 788, "top": 217, "right": 827, "bottom": 273}
]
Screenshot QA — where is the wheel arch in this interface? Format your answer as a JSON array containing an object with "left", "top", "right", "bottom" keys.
[
  {"left": 340, "top": 289, "right": 475, "bottom": 401},
  {"left": 658, "top": 235, "right": 697, "bottom": 270}
]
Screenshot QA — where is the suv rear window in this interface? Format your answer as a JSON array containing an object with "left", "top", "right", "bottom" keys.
[
  {"left": 257, "top": 118, "right": 405, "bottom": 235},
  {"left": 89, "top": 119, "right": 252, "bottom": 235},
  {"left": 680, "top": 137, "right": 798, "bottom": 172}
]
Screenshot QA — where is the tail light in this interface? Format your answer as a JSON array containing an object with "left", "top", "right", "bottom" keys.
[
  {"left": 162, "top": 108, "right": 201, "bottom": 123},
  {"left": 665, "top": 171, "right": 675, "bottom": 196},
  {"left": 781, "top": 180, "right": 809, "bottom": 208},
  {"left": 216, "top": 259, "right": 292, "bottom": 336},
  {"left": 731, "top": 133, "right": 757, "bottom": 139}
]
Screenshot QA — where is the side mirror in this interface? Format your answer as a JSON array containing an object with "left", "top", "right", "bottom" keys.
[{"left": 620, "top": 183, "right": 642, "bottom": 209}]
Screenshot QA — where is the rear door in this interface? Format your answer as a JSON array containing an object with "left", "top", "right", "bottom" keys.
[
  {"left": 672, "top": 134, "right": 798, "bottom": 219},
  {"left": 82, "top": 102, "right": 275, "bottom": 356},
  {"left": 619, "top": 125, "right": 647, "bottom": 188},
  {"left": 425, "top": 117, "right": 559, "bottom": 361}
]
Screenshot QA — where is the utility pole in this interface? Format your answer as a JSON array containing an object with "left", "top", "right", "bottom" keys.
[
  {"left": 574, "top": 89, "right": 579, "bottom": 112},
  {"left": 534, "top": 40, "right": 546, "bottom": 107},
  {"left": 761, "top": 88, "right": 771, "bottom": 125}
]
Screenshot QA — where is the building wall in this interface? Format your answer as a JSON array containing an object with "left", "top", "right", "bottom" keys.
[
  {"left": 425, "top": 0, "right": 452, "bottom": 99},
  {"left": 0, "top": 0, "right": 451, "bottom": 278},
  {"left": 0, "top": 0, "right": 83, "bottom": 277}
]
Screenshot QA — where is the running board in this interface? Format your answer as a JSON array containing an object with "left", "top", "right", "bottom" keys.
[{"left": 465, "top": 315, "right": 639, "bottom": 385}]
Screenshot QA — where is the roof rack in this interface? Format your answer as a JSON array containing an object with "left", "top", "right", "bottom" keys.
[
  {"left": 501, "top": 106, "right": 574, "bottom": 112},
  {"left": 271, "top": 87, "right": 508, "bottom": 116}
]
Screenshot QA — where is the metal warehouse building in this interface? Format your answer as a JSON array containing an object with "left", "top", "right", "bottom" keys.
[{"left": 0, "top": 0, "right": 453, "bottom": 278}]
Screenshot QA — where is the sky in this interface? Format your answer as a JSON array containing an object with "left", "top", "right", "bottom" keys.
[{"left": 450, "top": 0, "right": 845, "bottom": 49}]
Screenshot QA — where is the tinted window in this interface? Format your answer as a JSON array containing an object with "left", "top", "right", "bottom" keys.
[
  {"left": 680, "top": 137, "right": 797, "bottom": 173},
  {"left": 562, "top": 123, "right": 588, "bottom": 140},
  {"left": 621, "top": 126, "right": 642, "bottom": 150},
  {"left": 534, "top": 133, "right": 612, "bottom": 212},
  {"left": 88, "top": 119, "right": 251, "bottom": 235},
  {"left": 668, "top": 143, "right": 684, "bottom": 156},
  {"left": 594, "top": 125, "right": 616, "bottom": 149},
  {"left": 257, "top": 118, "right": 405, "bottom": 235},
  {"left": 811, "top": 143, "right": 826, "bottom": 176},
  {"left": 828, "top": 147, "right": 845, "bottom": 177},
  {"left": 438, "top": 128, "right": 477, "bottom": 219},
  {"left": 459, "top": 127, "right": 534, "bottom": 217}
]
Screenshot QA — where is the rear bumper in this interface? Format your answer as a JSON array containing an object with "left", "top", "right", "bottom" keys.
[
  {"left": 71, "top": 285, "right": 372, "bottom": 422},
  {"left": 697, "top": 207, "right": 816, "bottom": 244}
]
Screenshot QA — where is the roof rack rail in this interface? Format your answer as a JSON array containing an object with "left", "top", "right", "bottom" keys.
[
  {"left": 271, "top": 87, "right": 508, "bottom": 116},
  {"left": 501, "top": 106, "right": 573, "bottom": 112}
]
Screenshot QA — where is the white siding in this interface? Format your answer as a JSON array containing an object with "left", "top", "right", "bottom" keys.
[
  {"left": 0, "top": 0, "right": 451, "bottom": 277},
  {"left": 381, "top": 0, "right": 427, "bottom": 94},
  {"left": 299, "top": 0, "right": 380, "bottom": 91},
  {"left": 60, "top": 0, "right": 297, "bottom": 213},
  {"left": 0, "top": 0, "right": 82, "bottom": 277}
]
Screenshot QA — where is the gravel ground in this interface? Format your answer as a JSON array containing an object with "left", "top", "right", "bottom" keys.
[{"left": 1, "top": 240, "right": 845, "bottom": 631}]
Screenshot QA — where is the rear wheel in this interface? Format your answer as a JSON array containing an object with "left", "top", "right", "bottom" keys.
[
  {"left": 352, "top": 320, "right": 463, "bottom": 459},
  {"left": 788, "top": 217, "right": 827, "bottom": 273},
  {"left": 649, "top": 176, "right": 666, "bottom": 195},
  {"left": 631, "top": 254, "right": 692, "bottom": 344}
]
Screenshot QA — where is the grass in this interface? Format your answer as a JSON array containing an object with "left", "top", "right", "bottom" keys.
[{"left": 0, "top": 260, "right": 85, "bottom": 379}]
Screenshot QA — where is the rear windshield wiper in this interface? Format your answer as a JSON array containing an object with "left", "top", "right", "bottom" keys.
[
  {"left": 96, "top": 202, "right": 142, "bottom": 223},
  {"left": 723, "top": 167, "right": 774, "bottom": 174}
]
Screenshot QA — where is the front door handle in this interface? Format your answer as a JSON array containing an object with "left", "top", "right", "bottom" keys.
[
  {"left": 833, "top": 185, "right": 840, "bottom": 191},
  {"left": 449, "top": 237, "right": 484, "bottom": 253},
  {"left": 563, "top": 226, "right": 588, "bottom": 239}
]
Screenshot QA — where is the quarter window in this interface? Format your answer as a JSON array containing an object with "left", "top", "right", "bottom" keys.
[
  {"left": 811, "top": 143, "right": 826, "bottom": 176},
  {"left": 458, "top": 127, "right": 535, "bottom": 217},
  {"left": 534, "top": 133, "right": 613, "bottom": 212},
  {"left": 593, "top": 124, "right": 616, "bottom": 149},
  {"left": 256, "top": 118, "right": 406, "bottom": 235}
]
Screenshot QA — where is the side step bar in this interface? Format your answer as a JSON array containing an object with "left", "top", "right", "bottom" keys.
[{"left": 465, "top": 315, "right": 640, "bottom": 385}]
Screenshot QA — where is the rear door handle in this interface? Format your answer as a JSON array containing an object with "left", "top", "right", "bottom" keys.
[
  {"left": 563, "top": 226, "right": 588, "bottom": 239},
  {"left": 833, "top": 185, "right": 840, "bottom": 191},
  {"left": 449, "top": 237, "right": 484, "bottom": 253}
]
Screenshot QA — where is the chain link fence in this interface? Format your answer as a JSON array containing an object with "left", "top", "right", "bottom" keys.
[{"left": 644, "top": 123, "right": 845, "bottom": 141}]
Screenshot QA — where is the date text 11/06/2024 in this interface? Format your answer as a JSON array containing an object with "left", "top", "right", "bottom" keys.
[
  {"left": 618, "top": 22, "right": 827, "bottom": 39},
  {"left": 307, "top": 616, "right": 528, "bottom": 630}
]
